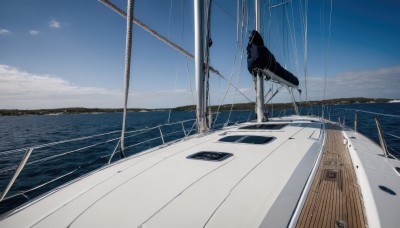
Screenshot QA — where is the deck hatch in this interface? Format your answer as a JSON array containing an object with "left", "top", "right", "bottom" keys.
[
  {"left": 219, "top": 135, "right": 275, "bottom": 144},
  {"left": 187, "top": 151, "right": 232, "bottom": 161},
  {"left": 239, "top": 124, "right": 287, "bottom": 130}
]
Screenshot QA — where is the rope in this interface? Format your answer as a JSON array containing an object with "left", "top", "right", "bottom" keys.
[{"left": 120, "top": 0, "right": 134, "bottom": 157}]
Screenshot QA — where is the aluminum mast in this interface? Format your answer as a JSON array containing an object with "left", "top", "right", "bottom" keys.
[
  {"left": 194, "top": 0, "right": 207, "bottom": 133},
  {"left": 255, "top": 0, "right": 265, "bottom": 122}
]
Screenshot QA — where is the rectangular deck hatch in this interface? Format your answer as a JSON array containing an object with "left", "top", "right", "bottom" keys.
[
  {"left": 187, "top": 151, "right": 233, "bottom": 161},
  {"left": 219, "top": 135, "right": 275, "bottom": 144},
  {"left": 239, "top": 124, "right": 287, "bottom": 130}
]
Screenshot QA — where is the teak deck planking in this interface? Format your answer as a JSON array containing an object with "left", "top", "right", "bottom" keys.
[{"left": 296, "top": 123, "right": 366, "bottom": 228}]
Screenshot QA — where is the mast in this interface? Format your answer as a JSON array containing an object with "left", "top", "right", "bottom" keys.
[
  {"left": 194, "top": 0, "right": 207, "bottom": 133},
  {"left": 255, "top": 0, "right": 265, "bottom": 122}
]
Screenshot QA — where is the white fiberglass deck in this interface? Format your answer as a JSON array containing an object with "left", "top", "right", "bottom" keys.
[
  {"left": 343, "top": 127, "right": 400, "bottom": 228},
  {"left": 0, "top": 117, "right": 324, "bottom": 228}
]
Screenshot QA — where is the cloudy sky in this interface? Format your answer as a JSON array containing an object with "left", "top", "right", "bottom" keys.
[{"left": 0, "top": 0, "right": 399, "bottom": 109}]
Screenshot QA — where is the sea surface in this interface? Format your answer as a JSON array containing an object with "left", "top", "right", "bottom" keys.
[{"left": 0, "top": 103, "right": 399, "bottom": 215}]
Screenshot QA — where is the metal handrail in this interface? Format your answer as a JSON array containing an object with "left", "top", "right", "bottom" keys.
[
  {"left": 0, "top": 137, "right": 120, "bottom": 174},
  {"left": 1, "top": 167, "right": 79, "bottom": 202},
  {"left": 0, "top": 118, "right": 199, "bottom": 208},
  {"left": 328, "top": 107, "right": 399, "bottom": 159},
  {"left": 159, "top": 127, "right": 165, "bottom": 144},
  {"left": 108, "top": 139, "right": 121, "bottom": 164},
  {"left": 375, "top": 115, "right": 389, "bottom": 157},
  {"left": 0, "top": 148, "right": 33, "bottom": 202},
  {"left": 384, "top": 131, "right": 400, "bottom": 140},
  {"left": 331, "top": 108, "right": 400, "bottom": 119},
  {"left": 0, "top": 130, "right": 121, "bottom": 156}
]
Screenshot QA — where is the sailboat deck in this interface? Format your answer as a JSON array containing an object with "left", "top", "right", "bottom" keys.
[
  {"left": 0, "top": 117, "right": 326, "bottom": 228},
  {"left": 296, "top": 123, "right": 366, "bottom": 228}
]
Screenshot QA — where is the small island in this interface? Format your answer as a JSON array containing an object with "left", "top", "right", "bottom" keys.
[{"left": 0, "top": 97, "right": 396, "bottom": 116}]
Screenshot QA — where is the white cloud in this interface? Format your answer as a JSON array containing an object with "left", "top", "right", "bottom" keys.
[
  {"left": 299, "top": 65, "right": 400, "bottom": 101},
  {"left": 1, "top": 64, "right": 398, "bottom": 110},
  {"left": 0, "top": 29, "right": 11, "bottom": 35},
  {"left": 0, "top": 65, "right": 195, "bottom": 109},
  {"left": 0, "top": 65, "right": 121, "bottom": 109},
  {"left": 29, "top": 30, "right": 39, "bottom": 36},
  {"left": 223, "top": 65, "right": 400, "bottom": 105},
  {"left": 49, "top": 19, "right": 61, "bottom": 29}
]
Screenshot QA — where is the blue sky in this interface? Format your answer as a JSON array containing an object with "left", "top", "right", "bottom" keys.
[{"left": 0, "top": 0, "right": 399, "bottom": 109}]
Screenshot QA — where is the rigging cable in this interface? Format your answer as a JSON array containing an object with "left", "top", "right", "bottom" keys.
[
  {"left": 224, "top": 0, "right": 244, "bottom": 126},
  {"left": 286, "top": 0, "right": 302, "bottom": 109},
  {"left": 226, "top": 0, "right": 249, "bottom": 125},
  {"left": 167, "top": 0, "right": 185, "bottom": 123},
  {"left": 319, "top": 0, "right": 325, "bottom": 116},
  {"left": 120, "top": 0, "right": 134, "bottom": 158},
  {"left": 271, "top": 84, "right": 273, "bottom": 116},
  {"left": 167, "top": 0, "right": 173, "bottom": 38},
  {"left": 99, "top": 0, "right": 254, "bottom": 117},
  {"left": 321, "top": 0, "right": 333, "bottom": 118},
  {"left": 289, "top": 0, "right": 300, "bottom": 76},
  {"left": 324, "top": 0, "right": 333, "bottom": 101},
  {"left": 280, "top": 0, "right": 299, "bottom": 80},
  {"left": 185, "top": 57, "right": 196, "bottom": 106},
  {"left": 167, "top": 59, "right": 181, "bottom": 123},
  {"left": 99, "top": 0, "right": 251, "bottom": 106},
  {"left": 181, "top": 0, "right": 196, "bottom": 110},
  {"left": 213, "top": 0, "right": 236, "bottom": 20},
  {"left": 211, "top": 1, "right": 242, "bottom": 127},
  {"left": 268, "top": 0, "right": 272, "bottom": 45},
  {"left": 297, "top": 0, "right": 308, "bottom": 102},
  {"left": 304, "top": 0, "right": 309, "bottom": 102},
  {"left": 167, "top": 0, "right": 174, "bottom": 123},
  {"left": 212, "top": 0, "right": 248, "bottom": 128}
]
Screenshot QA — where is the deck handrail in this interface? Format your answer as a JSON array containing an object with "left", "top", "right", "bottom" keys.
[
  {"left": 326, "top": 107, "right": 400, "bottom": 159},
  {"left": 0, "top": 118, "right": 198, "bottom": 206},
  {"left": 334, "top": 108, "right": 400, "bottom": 118},
  {"left": 282, "top": 105, "right": 399, "bottom": 159},
  {"left": 0, "top": 119, "right": 197, "bottom": 156}
]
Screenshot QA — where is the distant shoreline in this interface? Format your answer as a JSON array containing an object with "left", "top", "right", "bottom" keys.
[{"left": 0, "top": 97, "right": 397, "bottom": 116}]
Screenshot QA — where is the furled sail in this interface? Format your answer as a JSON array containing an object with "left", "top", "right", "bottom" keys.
[{"left": 247, "top": 30, "right": 299, "bottom": 86}]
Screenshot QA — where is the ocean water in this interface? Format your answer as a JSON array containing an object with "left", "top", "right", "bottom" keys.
[{"left": 0, "top": 103, "right": 399, "bottom": 215}]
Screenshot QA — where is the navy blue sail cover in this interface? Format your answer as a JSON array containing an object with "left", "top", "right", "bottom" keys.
[{"left": 247, "top": 30, "right": 299, "bottom": 86}]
